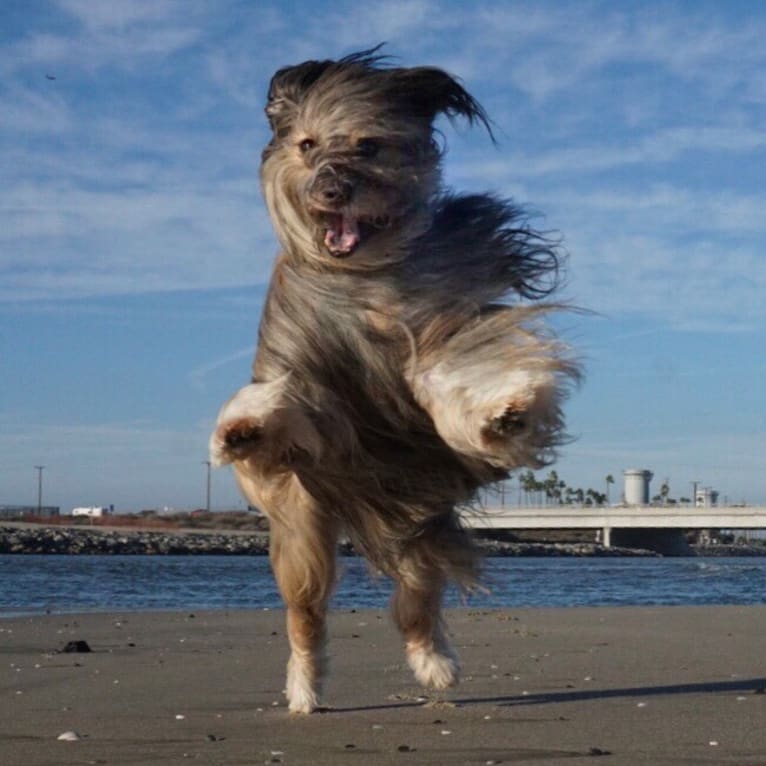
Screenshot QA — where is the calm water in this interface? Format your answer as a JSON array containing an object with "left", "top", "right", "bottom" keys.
[{"left": 1, "top": 556, "right": 765, "bottom": 617}]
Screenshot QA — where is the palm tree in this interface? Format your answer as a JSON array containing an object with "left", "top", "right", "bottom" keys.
[
  {"left": 519, "top": 470, "right": 537, "bottom": 506},
  {"left": 660, "top": 479, "right": 671, "bottom": 506},
  {"left": 605, "top": 474, "right": 614, "bottom": 504},
  {"left": 544, "top": 471, "right": 560, "bottom": 505}
]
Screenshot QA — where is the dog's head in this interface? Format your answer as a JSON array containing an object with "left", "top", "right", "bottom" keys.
[{"left": 260, "top": 48, "right": 492, "bottom": 268}]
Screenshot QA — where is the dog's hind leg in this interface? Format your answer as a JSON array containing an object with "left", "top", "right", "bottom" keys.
[
  {"left": 269, "top": 497, "right": 338, "bottom": 714},
  {"left": 390, "top": 557, "right": 460, "bottom": 690}
]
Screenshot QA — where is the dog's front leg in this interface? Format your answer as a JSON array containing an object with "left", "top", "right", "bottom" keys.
[
  {"left": 411, "top": 313, "right": 578, "bottom": 470},
  {"left": 209, "top": 376, "right": 322, "bottom": 469}
]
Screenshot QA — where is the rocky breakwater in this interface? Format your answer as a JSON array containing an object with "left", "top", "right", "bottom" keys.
[
  {"left": 1, "top": 524, "right": 659, "bottom": 556},
  {"left": 476, "top": 538, "right": 658, "bottom": 557},
  {"left": 0, "top": 525, "right": 270, "bottom": 555}
]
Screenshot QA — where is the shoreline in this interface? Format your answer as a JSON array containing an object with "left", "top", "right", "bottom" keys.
[
  {"left": 2, "top": 606, "right": 765, "bottom": 765},
  {"left": 2, "top": 522, "right": 765, "bottom": 557}
]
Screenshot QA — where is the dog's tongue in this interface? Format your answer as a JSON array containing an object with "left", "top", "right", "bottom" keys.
[{"left": 324, "top": 214, "right": 360, "bottom": 255}]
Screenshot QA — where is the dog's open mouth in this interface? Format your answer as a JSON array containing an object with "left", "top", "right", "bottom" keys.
[{"left": 323, "top": 213, "right": 391, "bottom": 257}]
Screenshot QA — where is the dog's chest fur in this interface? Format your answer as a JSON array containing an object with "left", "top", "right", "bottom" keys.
[{"left": 256, "top": 256, "right": 422, "bottom": 434}]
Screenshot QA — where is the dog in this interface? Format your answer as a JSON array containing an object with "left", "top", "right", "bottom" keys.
[{"left": 209, "top": 48, "right": 580, "bottom": 713}]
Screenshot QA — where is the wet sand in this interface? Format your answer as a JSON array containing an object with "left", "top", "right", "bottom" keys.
[{"left": 1, "top": 606, "right": 764, "bottom": 765}]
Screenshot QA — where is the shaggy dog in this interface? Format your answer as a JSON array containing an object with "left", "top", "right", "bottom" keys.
[{"left": 210, "top": 49, "right": 579, "bottom": 713}]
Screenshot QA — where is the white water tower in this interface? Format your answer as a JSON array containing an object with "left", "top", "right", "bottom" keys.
[{"left": 623, "top": 469, "right": 653, "bottom": 505}]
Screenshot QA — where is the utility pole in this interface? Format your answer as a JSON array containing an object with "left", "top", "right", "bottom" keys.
[
  {"left": 34, "top": 465, "right": 45, "bottom": 514},
  {"left": 203, "top": 460, "right": 211, "bottom": 512}
]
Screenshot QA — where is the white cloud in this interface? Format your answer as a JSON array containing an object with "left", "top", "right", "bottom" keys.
[
  {"left": 552, "top": 184, "right": 766, "bottom": 235},
  {"left": 452, "top": 125, "right": 766, "bottom": 183},
  {"left": 55, "top": 0, "right": 186, "bottom": 32},
  {"left": 464, "top": 3, "right": 766, "bottom": 101},
  {"left": 0, "top": 85, "right": 73, "bottom": 133},
  {"left": 564, "top": 227, "right": 766, "bottom": 329},
  {"left": 189, "top": 346, "right": 255, "bottom": 391},
  {"left": 0, "top": 175, "right": 275, "bottom": 301},
  {"left": 0, "top": 0, "right": 202, "bottom": 77}
]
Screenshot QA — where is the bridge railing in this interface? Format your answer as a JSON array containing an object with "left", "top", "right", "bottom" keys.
[{"left": 460, "top": 505, "right": 766, "bottom": 547}]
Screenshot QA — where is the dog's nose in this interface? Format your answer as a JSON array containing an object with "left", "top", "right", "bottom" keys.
[{"left": 310, "top": 170, "right": 353, "bottom": 208}]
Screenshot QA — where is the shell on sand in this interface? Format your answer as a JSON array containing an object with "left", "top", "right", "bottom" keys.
[{"left": 57, "top": 731, "right": 83, "bottom": 741}]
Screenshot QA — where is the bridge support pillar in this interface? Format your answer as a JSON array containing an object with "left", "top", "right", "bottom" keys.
[{"left": 602, "top": 527, "right": 612, "bottom": 548}]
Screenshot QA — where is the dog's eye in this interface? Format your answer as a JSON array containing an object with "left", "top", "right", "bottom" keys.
[
  {"left": 356, "top": 138, "right": 380, "bottom": 158},
  {"left": 298, "top": 138, "right": 316, "bottom": 153}
]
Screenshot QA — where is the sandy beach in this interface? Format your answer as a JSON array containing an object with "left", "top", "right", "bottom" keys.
[{"left": 1, "top": 606, "right": 764, "bottom": 765}]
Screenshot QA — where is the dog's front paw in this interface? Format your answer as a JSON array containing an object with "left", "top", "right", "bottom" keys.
[
  {"left": 482, "top": 402, "right": 528, "bottom": 439},
  {"left": 476, "top": 370, "right": 562, "bottom": 469},
  {"left": 417, "top": 361, "right": 564, "bottom": 469},
  {"left": 412, "top": 309, "right": 580, "bottom": 471},
  {"left": 209, "top": 416, "right": 263, "bottom": 466},
  {"left": 209, "top": 378, "right": 323, "bottom": 468},
  {"left": 209, "top": 382, "right": 275, "bottom": 466}
]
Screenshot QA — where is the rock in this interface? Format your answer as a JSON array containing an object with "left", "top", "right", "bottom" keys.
[{"left": 62, "top": 640, "right": 92, "bottom": 654}]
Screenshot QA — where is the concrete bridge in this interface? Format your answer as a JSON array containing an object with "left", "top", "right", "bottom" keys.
[{"left": 462, "top": 505, "right": 766, "bottom": 548}]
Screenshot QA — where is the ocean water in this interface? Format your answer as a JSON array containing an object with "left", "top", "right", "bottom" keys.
[{"left": 1, "top": 556, "right": 765, "bottom": 617}]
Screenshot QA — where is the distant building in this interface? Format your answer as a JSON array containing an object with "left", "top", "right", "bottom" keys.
[
  {"left": 695, "top": 487, "right": 719, "bottom": 508},
  {"left": 0, "top": 505, "right": 60, "bottom": 518},
  {"left": 71, "top": 506, "right": 111, "bottom": 518}
]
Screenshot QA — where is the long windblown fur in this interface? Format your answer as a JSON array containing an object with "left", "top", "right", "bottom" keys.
[{"left": 210, "top": 48, "right": 580, "bottom": 713}]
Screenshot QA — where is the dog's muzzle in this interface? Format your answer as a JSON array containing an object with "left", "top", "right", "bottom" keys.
[
  {"left": 308, "top": 169, "right": 362, "bottom": 257},
  {"left": 308, "top": 168, "right": 396, "bottom": 258}
]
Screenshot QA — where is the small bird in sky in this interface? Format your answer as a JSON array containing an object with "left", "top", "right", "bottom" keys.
[{"left": 45, "top": 74, "right": 56, "bottom": 80}]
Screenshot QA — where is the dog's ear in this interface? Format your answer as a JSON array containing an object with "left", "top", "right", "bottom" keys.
[
  {"left": 265, "top": 60, "right": 334, "bottom": 137},
  {"left": 391, "top": 67, "right": 494, "bottom": 140}
]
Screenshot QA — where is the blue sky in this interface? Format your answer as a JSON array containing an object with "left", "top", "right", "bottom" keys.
[{"left": 2, "top": 0, "right": 765, "bottom": 512}]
